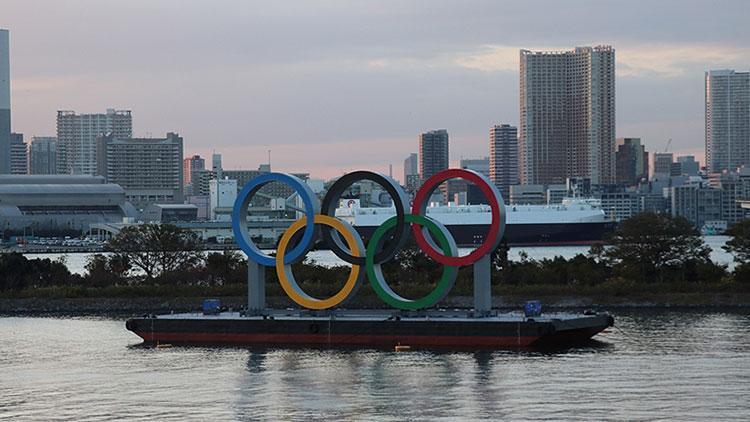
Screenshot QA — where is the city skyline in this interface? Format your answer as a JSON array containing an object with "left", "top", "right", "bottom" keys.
[{"left": 2, "top": 1, "right": 750, "bottom": 178}]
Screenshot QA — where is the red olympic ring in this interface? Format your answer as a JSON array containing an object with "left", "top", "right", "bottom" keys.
[{"left": 411, "top": 168, "right": 505, "bottom": 266}]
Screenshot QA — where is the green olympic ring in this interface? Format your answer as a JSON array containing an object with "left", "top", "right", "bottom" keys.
[{"left": 366, "top": 214, "right": 459, "bottom": 310}]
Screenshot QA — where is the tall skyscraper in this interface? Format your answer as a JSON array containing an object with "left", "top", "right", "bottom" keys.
[
  {"left": 615, "top": 138, "right": 648, "bottom": 186},
  {"left": 489, "top": 124, "right": 519, "bottom": 200},
  {"left": 29, "top": 136, "right": 57, "bottom": 175},
  {"left": 10, "top": 133, "right": 27, "bottom": 174},
  {"left": 402, "top": 152, "right": 419, "bottom": 192},
  {"left": 705, "top": 69, "right": 750, "bottom": 174},
  {"left": 57, "top": 109, "right": 132, "bottom": 175},
  {"left": 96, "top": 132, "right": 184, "bottom": 207},
  {"left": 419, "top": 129, "right": 449, "bottom": 182},
  {"left": 0, "top": 29, "right": 10, "bottom": 174},
  {"left": 183, "top": 154, "right": 205, "bottom": 187},
  {"left": 519, "top": 46, "right": 615, "bottom": 185}
]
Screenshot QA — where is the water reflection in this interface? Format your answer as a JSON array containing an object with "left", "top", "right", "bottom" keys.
[{"left": 232, "top": 341, "right": 619, "bottom": 420}]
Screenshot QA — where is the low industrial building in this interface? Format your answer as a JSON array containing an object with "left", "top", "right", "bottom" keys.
[{"left": 0, "top": 175, "right": 138, "bottom": 237}]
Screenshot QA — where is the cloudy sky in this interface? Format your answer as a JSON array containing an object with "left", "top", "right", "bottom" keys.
[{"left": 3, "top": 0, "right": 749, "bottom": 180}]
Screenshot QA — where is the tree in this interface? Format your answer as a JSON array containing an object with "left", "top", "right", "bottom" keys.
[
  {"left": 84, "top": 254, "right": 132, "bottom": 287},
  {"left": 606, "top": 212, "right": 717, "bottom": 283},
  {"left": 724, "top": 220, "right": 750, "bottom": 265},
  {"left": 724, "top": 220, "right": 750, "bottom": 282},
  {"left": 204, "top": 250, "right": 246, "bottom": 285},
  {"left": 108, "top": 254, "right": 132, "bottom": 280},
  {"left": 0, "top": 253, "right": 76, "bottom": 290},
  {"left": 84, "top": 254, "right": 112, "bottom": 287},
  {"left": 107, "top": 224, "right": 203, "bottom": 281},
  {"left": 0, "top": 253, "right": 32, "bottom": 290}
]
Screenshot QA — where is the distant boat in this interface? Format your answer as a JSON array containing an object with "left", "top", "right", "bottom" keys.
[
  {"left": 336, "top": 198, "right": 616, "bottom": 246},
  {"left": 701, "top": 220, "right": 728, "bottom": 236}
]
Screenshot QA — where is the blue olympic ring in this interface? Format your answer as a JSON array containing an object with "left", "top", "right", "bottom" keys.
[{"left": 232, "top": 172, "right": 319, "bottom": 266}]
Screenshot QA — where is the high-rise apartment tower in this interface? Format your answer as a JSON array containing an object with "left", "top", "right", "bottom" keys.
[
  {"left": 705, "top": 69, "right": 750, "bottom": 174},
  {"left": 489, "top": 124, "right": 519, "bottom": 200},
  {"left": 96, "top": 132, "right": 184, "bottom": 207},
  {"left": 10, "top": 133, "right": 27, "bottom": 174},
  {"left": 57, "top": 109, "right": 132, "bottom": 175},
  {"left": 520, "top": 46, "right": 615, "bottom": 185},
  {"left": 419, "top": 129, "right": 449, "bottom": 183}
]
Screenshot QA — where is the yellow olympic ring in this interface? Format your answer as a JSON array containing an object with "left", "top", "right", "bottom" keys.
[{"left": 275, "top": 215, "right": 364, "bottom": 310}]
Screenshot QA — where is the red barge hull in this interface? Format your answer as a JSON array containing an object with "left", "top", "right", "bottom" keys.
[{"left": 126, "top": 311, "right": 613, "bottom": 349}]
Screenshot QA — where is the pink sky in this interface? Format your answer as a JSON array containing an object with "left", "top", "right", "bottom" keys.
[{"left": 3, "top": 1, "right": 748, "bottom": 181}]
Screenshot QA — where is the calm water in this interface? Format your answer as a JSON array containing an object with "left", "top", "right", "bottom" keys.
[
  {"left": 2, "top": 311, "right": 749, "bottom": 420},
  {"left": 25, "top": 236, "right": 736, "bottom": 275}
]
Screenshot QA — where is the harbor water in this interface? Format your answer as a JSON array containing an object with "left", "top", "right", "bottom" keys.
[{"left": 1, "top": 311, "right": 749, "bottom": 420}]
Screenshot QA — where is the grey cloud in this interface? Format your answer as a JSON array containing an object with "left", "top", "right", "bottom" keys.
[{"left": 2, "top": 0, "right": 749, "bottom": 176}]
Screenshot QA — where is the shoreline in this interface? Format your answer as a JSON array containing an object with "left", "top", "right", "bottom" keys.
[{"left": 2, "top": 294, "right": 749, "bottom": 317}]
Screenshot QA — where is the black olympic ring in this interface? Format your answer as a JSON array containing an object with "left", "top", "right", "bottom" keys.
[{"left": 320, "top": 171, "right": 410, "bottom": 266}]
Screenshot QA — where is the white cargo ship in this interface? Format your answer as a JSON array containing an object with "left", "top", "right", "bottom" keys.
[{"left": 336, "top": 198, "right": 615, "bottom": 246}]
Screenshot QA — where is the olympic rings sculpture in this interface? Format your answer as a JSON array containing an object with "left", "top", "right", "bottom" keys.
[{"left": 232, "top": 168, "right": 506, "bottom": 311}]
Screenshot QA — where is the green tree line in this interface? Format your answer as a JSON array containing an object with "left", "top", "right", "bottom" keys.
[{"left": 0, "top": 215, "right": 748, "bottom": 295}]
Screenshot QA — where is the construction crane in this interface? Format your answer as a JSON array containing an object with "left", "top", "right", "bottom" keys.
[{"left": 664, "top": 138, "right": 672, "bottom": 152}]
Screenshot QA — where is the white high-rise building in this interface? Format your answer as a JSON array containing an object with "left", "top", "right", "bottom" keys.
[
  {"left": 56, "top": 109, "right": 132, "bottom": 175},
  {"left": 705, "top": 69, "right": 750, "bottom": 174},
  {"left": 489, "top": 124, "right": 519, "bottom": 200},
  {"left": 520, "top": 46, "right": 615, "bottom": 185},
  {"left": 0, "top": 29, "right": 11, "bottom": 174}
]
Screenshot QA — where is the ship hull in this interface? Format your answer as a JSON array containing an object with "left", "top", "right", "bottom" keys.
[
  {"left": 126, "top": 312, "right": 613, "bottom": 349},
  {"left": 353, "top": 221, "right": 616, "bottom": 247}
]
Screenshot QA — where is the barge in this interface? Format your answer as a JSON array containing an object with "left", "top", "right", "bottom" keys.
[{"left": 126, "top": 310, "right": 613, "bottom": 349}]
